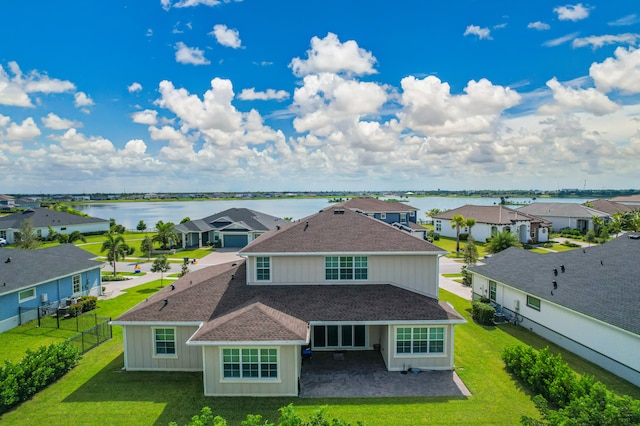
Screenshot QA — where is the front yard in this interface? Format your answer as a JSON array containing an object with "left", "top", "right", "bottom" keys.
[{"left": 1, "top": 281, "right": 638, "bottom": 425}]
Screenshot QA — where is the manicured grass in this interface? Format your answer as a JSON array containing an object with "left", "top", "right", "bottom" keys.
[
  {"left": 441, "top": 273, "right": 462, "bottom": 278},
  {"left": 431, "top": 236, "right": 489, "bottom": 259},
  {"left": 2, "top": 284, "right": 638, "bottom": 425},
  {"left": 76, "top": 234, "right": 214, "bottom": 261}
]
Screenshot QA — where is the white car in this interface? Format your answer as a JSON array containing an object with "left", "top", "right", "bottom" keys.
[{"left": 0, "top": 237, "right": 6, "bottom": 246}]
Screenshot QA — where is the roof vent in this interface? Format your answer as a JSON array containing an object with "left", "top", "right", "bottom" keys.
[
  {"left": 334, "top": 209, "right": 345, "bottom": 215},
  {"left": 552, "top": 280, "right": 557, "bottom": 289},
  {"left": 304, "top": 221, "right": 309, "bottom": 231},
  {"left": 560, "top": 264, "right": 565, "bottom": 273},
  {"left": 162, "top": 299, "right": 168, "bottom": 307},
  {"left": 276, "top": 225, "right": 280, "bottom": 230},
  {"left": 170, "top": 284, "right": 175, "bottom": 291},
  {"left": 5, "top": 257, "right": 11, "bottom": 263}
]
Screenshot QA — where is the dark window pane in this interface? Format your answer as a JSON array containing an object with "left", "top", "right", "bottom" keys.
[
  {"left": 327, "top": 325, "right": 339, "bottom": 346},
  {"left": 341, "top": 325, "right": 353, "bottom": 346},
  {"left": 313, "top": 326, "right": 326, "bottom": 347},
  {"left": 354, "top": 325, "right": 366, "bottom": 347}
]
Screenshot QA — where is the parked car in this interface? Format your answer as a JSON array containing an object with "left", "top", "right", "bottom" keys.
[{"left": 0, "top": 237, "right": 6, "bottom": 246}]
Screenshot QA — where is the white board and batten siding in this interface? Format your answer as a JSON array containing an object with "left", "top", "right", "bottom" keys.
[
  {"left": 246, "top": 254, "right": 439, "bottom": 298},
  {"left": 202, "top": 345, "right": 299, "bottom": 396},
  {"left": 122, "top": 325, "right": 203, "bottom": 371},
  {"left": 473, "top": 275, "right": 640, "bottom": 387}
]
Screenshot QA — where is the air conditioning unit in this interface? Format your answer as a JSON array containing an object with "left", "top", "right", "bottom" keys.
[{"left": 40, "top": 293, "right": 48, "bottom": 304}]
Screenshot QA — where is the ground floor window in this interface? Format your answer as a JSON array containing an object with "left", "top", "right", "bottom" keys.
[
  {"left": 18, "top": 287, "right": 36, "bottom": 303},
  {"left": 489, "top": 281, "right": 497, "bottom": 303},
  {"left": 313, "top": 325, "right": 366, "bottom": 348},
  {"left": 527, "top": 295, "right": 541, "bottom": 311},
  {"left": 222, "top": 348, "right": 278, "bottom": 379},
  {"left": 153, "top": 327, "right": 176, "bottom": 357},
  {"left": 73, "top": 274, "right": 81, "bottom": 294},
  {"left": 396, "top": 327, "right": 444, "bottom": 355}
]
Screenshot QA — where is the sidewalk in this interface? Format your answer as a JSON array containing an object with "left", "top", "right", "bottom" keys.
[{"left": 439, "top": 276, "right": 472, "bottom": 300}]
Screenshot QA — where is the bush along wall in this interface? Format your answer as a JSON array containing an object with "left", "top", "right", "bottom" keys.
[
  {"left": 472, "top": 300, "right": 495, "bottom": 326},
  {"left": 502, "top": 345, "right": 640, "bottom": 425},
  {"left": 0, "top": 342, "right": 81, "bottom": 414},
  {"left": 67, "top": 296, "right": 98, "bottom": 317}
]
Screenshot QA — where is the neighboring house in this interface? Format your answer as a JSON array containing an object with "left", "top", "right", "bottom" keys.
[
  {"left": 468, "top": 234, "right": 640, "bottom": 387},
  {"left": 516, "top": 202, "right": 609, "bottom": 233},
  {"left": 583, "top": 199, "right": 634, "bottom": 216},
  {"left": 432, "top": 205, "right": 551, "bottom": 243},
  {"left": 608, "top": 194, "right": 640, "bottom": 208},
  {"left": 334, "top": 197, "right": 426, "bottom": 239},
  {"left": 0, "top": 195, "right": 16, "bottom": 210},
  {"left": 0, "top": 208, "right": 110, "bottom": 244},
  {"left": 174, "top": 208, "right": 287, "bottom": 249},
  {"left": 0, "top": 245, "right": 104, "bottom": 333},
  {"left": 113, "top": 207, "right": 465, "bottom": 397}
]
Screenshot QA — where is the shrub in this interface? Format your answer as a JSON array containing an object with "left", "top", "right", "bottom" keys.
[
  {"left": 67, "top": 296, "right": 98, "bottom": 317},
  {"left": 459, "top": 233, "right": 468, "bottom": 241},
  {"left": 472, "top": 301, "right": 495, "bottom": 325},
  {"left": 0, "top": 343, "right": 81, "bottom": 414}
]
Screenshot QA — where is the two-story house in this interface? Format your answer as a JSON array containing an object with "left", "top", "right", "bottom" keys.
[
  {"left": 334, "top": 197, "right": 427, "bottom": 239},
  {"left": 112, "top": 207, "right": 465, "bottom": 397}
]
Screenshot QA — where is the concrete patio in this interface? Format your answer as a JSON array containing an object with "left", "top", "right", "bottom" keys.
[{"left": 299, "top": 350, "right": 471, "bottom": 398}]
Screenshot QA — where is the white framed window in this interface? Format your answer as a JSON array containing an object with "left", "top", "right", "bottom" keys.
[
  {"left": 19, "top": 288, "right": 36, "bottom": 303},
  {"left": 325, "top": 256, "right": 368, "bottom": 280},
  {"left": 435, "top": 221, "right": 442, "bottom": 232},
  {"left": 395, "top": 327, "right": 444, "bottom": 355},
  {"left": 381, "top": 213, "right": 386, "bottom": 219},
  {"left": 410, "top": 211, "right": 415, "bottom": 217},
  {"left": 489, "top": 281, "right": 496, "bottom": 303},
  {"left": 400, "top": 213, "right": 408, "bottom": 223},
  {"left": 222, "top": 348, "right": 278, "bottom": 380},
  {"left": 153, "top": 327, "right": 177, "bottom": 358},
  {"left": 256, "top": 257, "right": 270, "bottom": 281},
  {"left": 73, "top": 274, "right": 81, "bottom": 294},
  {"left": 527, "top": 295, "right": 541, "bottom": 311}
]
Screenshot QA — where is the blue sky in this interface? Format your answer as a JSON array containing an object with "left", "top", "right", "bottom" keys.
[{"left": 1, "top": 1, "right": 639, "bottom": 193}]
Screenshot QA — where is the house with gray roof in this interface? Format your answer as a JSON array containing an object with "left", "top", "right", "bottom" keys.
[
  {"left": 0, "top": 207, "right": 110, "bottom": 244},
  {"left": 468, "top": 234, "right": 640, "bottom": 387},
  {"left": 113, "top": 207, "right": 465, "bottom": 397},
  {"left": 174, "top": 208, "right": 287, "bottom": 248},
  {"left": 516, "top": 202, "right": 609, "bottom": 233},
  {"left": 432, "top": 205, "right": 551, "bottom": 243},
  {"left": 0, "top": 245, "right": 104, "bottom": 333},
  {"left": 334, "top": 197, "right": 426, "bottom": 239},
  {"left": 584, "top": 199, "right": 634, "bottom": 216}
]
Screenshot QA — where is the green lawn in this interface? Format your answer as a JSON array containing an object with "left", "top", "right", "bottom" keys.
[
  {"left": 431, "top": 236, "right": 489, "bottom": 259},
  {"left": 1, "top": 284, "right": 638, "bottom": 425}
]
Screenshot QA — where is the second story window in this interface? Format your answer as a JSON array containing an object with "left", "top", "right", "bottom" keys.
[
  {"left": 256, "top": 257, "right": 270, "bottom": 281},
  {"left": 325, "top": 256, "right": 368, "bottom": 281}
]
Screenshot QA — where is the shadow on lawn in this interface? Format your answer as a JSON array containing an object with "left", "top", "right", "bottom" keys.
[{"left": 63, "top": 352, "right": 470, "bottom": 426}]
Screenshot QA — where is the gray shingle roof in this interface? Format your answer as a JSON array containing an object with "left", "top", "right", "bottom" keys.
[
  {"left": 468, "top": 234, "right": 640, "bottom": 335},
  {"left": 432, "top": 205, "right": 549, "bottom": 226},
  {"left": 517, "top": 202, "right": 608, "bottom": 218},
  {"left": 585, "top": 199, "right": 633, "bottom": 215},
  {"left": 334, "top": 197, "right": 417, "bottom": 213},
  {"left": 115, "top": 260, "right": 464, "bottom": 342},
  {"left": 609, "top": 195, "right": 640, "bottom": 204},
  {"left": 175, "top": 208, "right": 286, "bottom": 234},
  {"left": 0, "top": 245, "right": 104, "bottom": 295},
  {"left": 0, "top": 208, "right": 109, "bottom": 229},
  {"left": 240, "top": 207, "right": 444, "bottom": 254}
]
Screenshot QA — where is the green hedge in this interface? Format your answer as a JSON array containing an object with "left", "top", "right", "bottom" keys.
[
  {"left": 67, "top": 296, "right": 98, "bottom": 317},
  {"left": 471, "top": 301, "right": 495, "bottom": 325},
  {"left": 503, "top": 345, "right": 640, "bottom": 425},
  {"left": 0, "top": 342, "right": 81, "bottom": 414}
]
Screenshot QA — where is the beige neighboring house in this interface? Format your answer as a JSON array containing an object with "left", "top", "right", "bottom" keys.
[
  {"left": 583, "top": 199, "right": 634, "bottom": 215},
  {"left": 112, "top": 207, "right": 465, "bottom": 397},
  {"left": 432, "top": 205, "right": 551, "bottom": 243},
  {"left": 608, "top": 194, "right": 640, "bottom": 208}
]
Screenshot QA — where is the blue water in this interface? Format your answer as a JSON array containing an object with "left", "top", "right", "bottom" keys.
[{"left": 70, "top": 196, "right": 591, "bottom": 231}]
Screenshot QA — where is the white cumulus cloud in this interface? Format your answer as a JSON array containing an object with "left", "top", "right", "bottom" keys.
[
  {"left": 131, "top": 109, "right": 159, "bottom": 125},
  {"left": 289, "top": 33, "right": 377, "bottom": 77},
  {"left": 6, "top": 117, "right": 41, "bottom": 140},
  {"left": 42, "top": 113, "right": 82, "bottom": 130},
  {"left": 0, "top": 62, "right": 76, "bottom": 107},
  {"left": 74, "top": 92, "right": 94, "bottom": 107},
  {"left": 128, "top": 82, "right": 143, "bottom": 93},
  {"left": 554, "top": 3, "right": 591, "bottom": 22},
  {"left": 538, "top": 77, "right": 619, "bottom": 116},
  {"left": 590, "top": 47, "right": 640, "bottom": 94},
  {"left": 463, "top": 25, "right": 492, "bottom": 40},
  {"left": 528, "top": 21, "right": 550, "bottom": 30},
  {"left": 238, "top": 88, "right": 289, "bottom": 101},
  {"left": 210, "top": 24, "right": 242, "bottom": 48},
  {"left": 175, "top": 42, "right": 210, "bottom": 65}
]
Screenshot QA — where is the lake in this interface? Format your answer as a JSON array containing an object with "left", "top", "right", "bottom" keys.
[{"left": 70, "top": 196, "right": 590, "bottom": 230}]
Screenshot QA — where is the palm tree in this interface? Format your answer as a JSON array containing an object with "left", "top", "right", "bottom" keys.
[
  {"left": 67, "top": 231, "right": 86, "bottom": 244},
  {"left": 153, "top": 221, "right": 179, "bottom": 250},
  {"left": 101, "top": 233, "right": 130, "bottom": 276},
  {"left": 450, "top": 214, "right": 466, "bottom": 253},
  {"left": 486, "top": 230, "right": 520, "bottom": 254},
  {"left": 465, "top": 217, "right": 476, "bottom": 240},
  {"left": 151, "top": 255, "right": 171, "bottom": 287}
]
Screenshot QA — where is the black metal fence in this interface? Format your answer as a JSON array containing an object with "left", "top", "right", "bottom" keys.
[
  {"left": 67, "top": 318, "right": 112, "bottom": 354},
  {"left": 19, "top": 305, "right": 107, "bottom": 332}
]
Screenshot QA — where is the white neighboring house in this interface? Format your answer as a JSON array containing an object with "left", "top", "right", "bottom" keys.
[
  {"left": 432, "top": 205, "right": 550, "bottom": 243},
  {"left": 112, "top": 207, "right": 466, "bottom": 397},
  {"left": 0, "top": 208, "right": 110, "bottom": 244},
  {"left": 468, "top": 234, "right": 640, "bottom": 387},
  {"left": 516, "top": 202, "right": 609, "bottom": 233}
]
